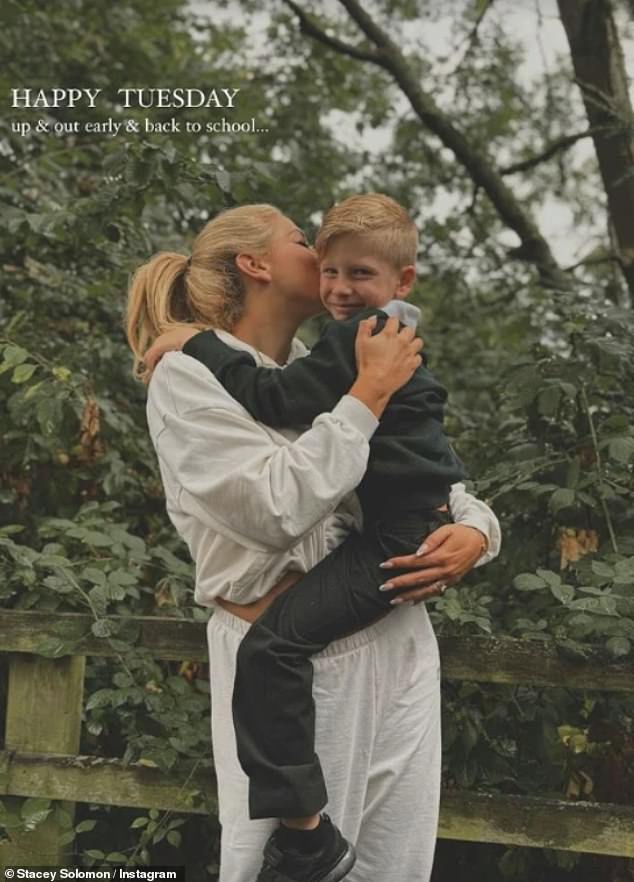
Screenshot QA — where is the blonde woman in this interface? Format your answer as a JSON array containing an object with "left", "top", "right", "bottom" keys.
[{"left": 127, "top": 204, "right": 500, "bottom": 882}]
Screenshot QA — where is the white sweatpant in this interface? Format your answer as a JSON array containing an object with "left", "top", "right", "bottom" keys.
[{"left": 207, "top": 602, "right": 442, "bottom": 882}]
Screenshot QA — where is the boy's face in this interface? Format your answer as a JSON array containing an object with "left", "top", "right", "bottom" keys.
[{"left": 319, "top": 234, "right": 415, "bottom": 320}]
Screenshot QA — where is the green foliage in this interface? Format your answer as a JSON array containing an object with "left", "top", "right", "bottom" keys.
[{"left": 1, "top": 0, "right": 633, "bottom": 877}]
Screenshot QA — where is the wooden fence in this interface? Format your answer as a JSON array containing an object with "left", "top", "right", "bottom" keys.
[{"left": 1, "top": 608, "right": 633, "bottom": 867}]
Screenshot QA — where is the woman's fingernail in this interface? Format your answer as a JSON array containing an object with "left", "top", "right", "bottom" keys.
[
  {"left": 379, "top": 583, "right": 394, "bottom": 592},
  {"left": 378, "top": 562, "right": 393, "bottom": 569},
  {"left": 415, "top": 544, "right": 428, "bottom": 556},
  {"left": 390, "top": 597, "right": 404, "bottom": 605}
]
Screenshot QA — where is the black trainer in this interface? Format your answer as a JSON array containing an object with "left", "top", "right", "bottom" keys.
[{"left": 255, "top": 814, "right": 356, "bottom": 882}]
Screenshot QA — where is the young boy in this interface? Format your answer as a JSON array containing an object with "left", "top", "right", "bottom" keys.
[{"left": 147, "top": 194, "right": 480, "bottom": 882}]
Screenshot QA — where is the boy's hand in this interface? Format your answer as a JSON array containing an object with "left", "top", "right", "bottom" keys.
[
  {"left": 143, "top": 325, "right": 200, "bottom": 372},
  {"left": 349, "top": 316, "right": 423, "bottom": 418}
]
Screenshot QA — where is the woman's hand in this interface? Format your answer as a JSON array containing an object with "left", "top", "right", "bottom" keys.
[
  {"left": 378, "top": 524, "right": 488, "bottom": 604},
  {"left": 349, "top": 316, "right": 423, "bottom": 418},
  {"left": 143, "top": 325, "right": 200, "bottom": 373}
]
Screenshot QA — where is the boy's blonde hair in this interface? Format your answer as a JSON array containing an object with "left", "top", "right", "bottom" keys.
[
  {"left": 315, "top": 193, "right": 418, "bottom": 269},
  {"left": 125, "top": 204, "right": 281, "bottom": 384}
]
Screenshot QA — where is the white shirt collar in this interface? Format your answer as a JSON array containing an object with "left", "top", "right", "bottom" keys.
[
  {"left": 380, "top": 299, "right": 421, "bottom": 329},
  {"left": 214, "top": 329, "right": 308, "bottom": 368}
]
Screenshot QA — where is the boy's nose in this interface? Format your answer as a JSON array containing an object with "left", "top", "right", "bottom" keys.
[{"left": 332, "top": 279, "right": 353, "bottom": 295}]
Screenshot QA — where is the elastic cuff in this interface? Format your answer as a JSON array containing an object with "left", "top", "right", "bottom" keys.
[
  {"left": 459, "top": 517, "right": 501, "bottom": 567},
  {"left": 330, "top": 394, "right": 379, "bottom": 440}
]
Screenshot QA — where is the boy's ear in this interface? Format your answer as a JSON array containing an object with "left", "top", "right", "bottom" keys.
[
  {"left": 394, "top": 265, "right": 416, "bottom": 300},
  {"left": 235, "top": 252, "right": 272, "bottom": 284}
]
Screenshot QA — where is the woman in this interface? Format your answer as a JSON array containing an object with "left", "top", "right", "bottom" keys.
[{"left": 127, "top": 204, "right": 500, "bottom": 882}]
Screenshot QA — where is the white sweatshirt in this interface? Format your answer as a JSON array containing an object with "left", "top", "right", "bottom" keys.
[{"left": 146, "top": 331, "right": 501, "bottom": 607}]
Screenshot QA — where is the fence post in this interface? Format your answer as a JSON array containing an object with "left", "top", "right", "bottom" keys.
[{"left": 0, "top": 654, "right": 85, "bottom": 868}]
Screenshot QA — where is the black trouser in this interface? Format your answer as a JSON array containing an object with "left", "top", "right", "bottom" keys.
[{"left": 231, "top": 509, "right": 453, "bottom": 820}]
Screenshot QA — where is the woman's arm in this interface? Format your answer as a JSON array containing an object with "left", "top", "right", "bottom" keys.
[
  {"left": 447, "top": 482, "right": 501, "bottom": 567},
  {"left": 374, "top": 483, "right": 501, "bottom": 602},
  {"left": 148, "top": 353, "right": 378, "bottom": 552}
]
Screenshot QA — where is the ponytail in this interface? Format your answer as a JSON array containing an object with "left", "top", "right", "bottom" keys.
[{"left": 125, "top": 204, "right": 281, "bottom": 384}]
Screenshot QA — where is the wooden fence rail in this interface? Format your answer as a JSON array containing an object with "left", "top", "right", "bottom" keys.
[{"left": 1, "top": 609, "right": 633, "bottom": 867}]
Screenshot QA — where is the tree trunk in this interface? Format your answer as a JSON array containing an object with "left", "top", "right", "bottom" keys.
[{"left": 558, "top": 0, "right": 634, "bottom": 300}]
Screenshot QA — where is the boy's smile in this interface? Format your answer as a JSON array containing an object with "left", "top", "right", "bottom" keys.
[{"left": 319, "top": 234, "right": 415, "bottom": 320}]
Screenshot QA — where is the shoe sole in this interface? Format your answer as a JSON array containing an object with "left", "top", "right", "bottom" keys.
[{"left": 318, "top": 842, "right": 356, "bottom": 882}]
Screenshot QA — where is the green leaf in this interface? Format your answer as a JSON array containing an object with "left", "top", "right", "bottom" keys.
[
  {"left": 606, "top": 637, "right": 631, "bottom": 657},
  {"left": 608, "top": 437, "right": 634, "bottom": 463},
  {"left": 83, "top": 567, "right": 107, "bottom": 585},
  {"left": 12, "top": 363, "right": 38, "bottom": 384},
  {"left": 537, "top": 385, "right": 560, "bottom": 416},
  {"left": 216, "top": 169, "right": 232, "bottom": 193},
  {"left": 52, "top": 366, "right": 72, "bottom": 382},
  {"left": 591, "top": 561, "right": 614, "bottom": 579},
  {"left": 131, "top": 816, "right": 149, "bottom": 828},
  {"left": 86, "top": 689, "right": 114, "bottom": 710},
  {"left": 91, "top": 619, "right": 114, "bottom": 638},
  {"left": 54, "top": 806, "right": 74, "bottom": 829},
  {"left": 82, "top": 531, "right": 113, "bottom": 547},
  {"left": 549, "top": 488, "right": 575, "bottom": 513},
  {"left": 24, "top": 380, "right": 45, "bottom": 399},
  {"left": 550, "top": 583, "right": 575, "bottom": 604},
  {"left": 105, "top": 852, "right": 128, "bottom": 862},
  {"left": 0, "top": 524, "right": 25, "bottom": 535},
  {"left": 75, "top": 819, "right": 98, "bottom": 833},
  {"left": 84, "top": 850, "right": 105, "bottom": 860},
  {"left": 615, "top": 558, "right": 634, "bottom": 576},
  {"left": 1, "top": 345, "right": 29, "bottom": 369},
  {"left": 536, "top": 569, "right": 561, "bottom": 588},
  {"left": 167, "top": 829, "right": 182, "bottom": 847},
  {"left": 568, "top": 596, "right": 619, "bottom": 616},
  {"left": 23, "top": 808, "right": 53, "bottom": 830},
  {"left": 513, "top": 573, "right": 547, "bottom": 591},
  {"left": 566, "top": 613, "right": 593, "bottom": 628},
  {"left": 21, "top": 797, "right": 51, "bottom": 820},
  {"left": 57, "top": 830, "right": 76, "bottom": 846}
]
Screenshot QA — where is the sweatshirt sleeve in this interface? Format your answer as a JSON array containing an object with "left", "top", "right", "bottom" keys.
[
  {"left": 148, "top": 353, "right": 378, "bottom": 552},
  {"left": 182, "top": 320, "right": 359, "bottom": 427},
  {"left": 448, "top": 482, "right": 502, "bottom": 566}
]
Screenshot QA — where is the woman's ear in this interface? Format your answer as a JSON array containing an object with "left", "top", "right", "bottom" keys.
[
  {"left": 235, "top": 252, "right": 272, "bottom": 284},
  {"left": 395, "top": 265, "right": 416, "bottom": 300}
]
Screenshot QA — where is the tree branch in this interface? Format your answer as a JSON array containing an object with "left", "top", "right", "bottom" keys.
[
  {"left": 450, "top": 0, "right": 498, "bottom": 76},
  {"left": 280, "top": 0, "right": 380, "bottom": 64},
  {"left": 500, "top": 127, "right": 600, "bottom": 175},
  {"left": 330, "top": 0, "right": 572, "bottom": 290},
  {"left": 563, "top": 252, "right": 621, "bottom": 272}
]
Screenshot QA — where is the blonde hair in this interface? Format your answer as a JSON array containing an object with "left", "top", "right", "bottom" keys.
[
  {"left": 125, "top": 204, "right": 281, "bottom": 383},
  {"left": 315, "top": 193, "right": 418, "bottom": 269}
]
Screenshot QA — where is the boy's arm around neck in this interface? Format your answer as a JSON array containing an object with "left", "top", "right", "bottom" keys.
[{"left": 183, "top": 318, "right": 365, "bottom": 427}]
